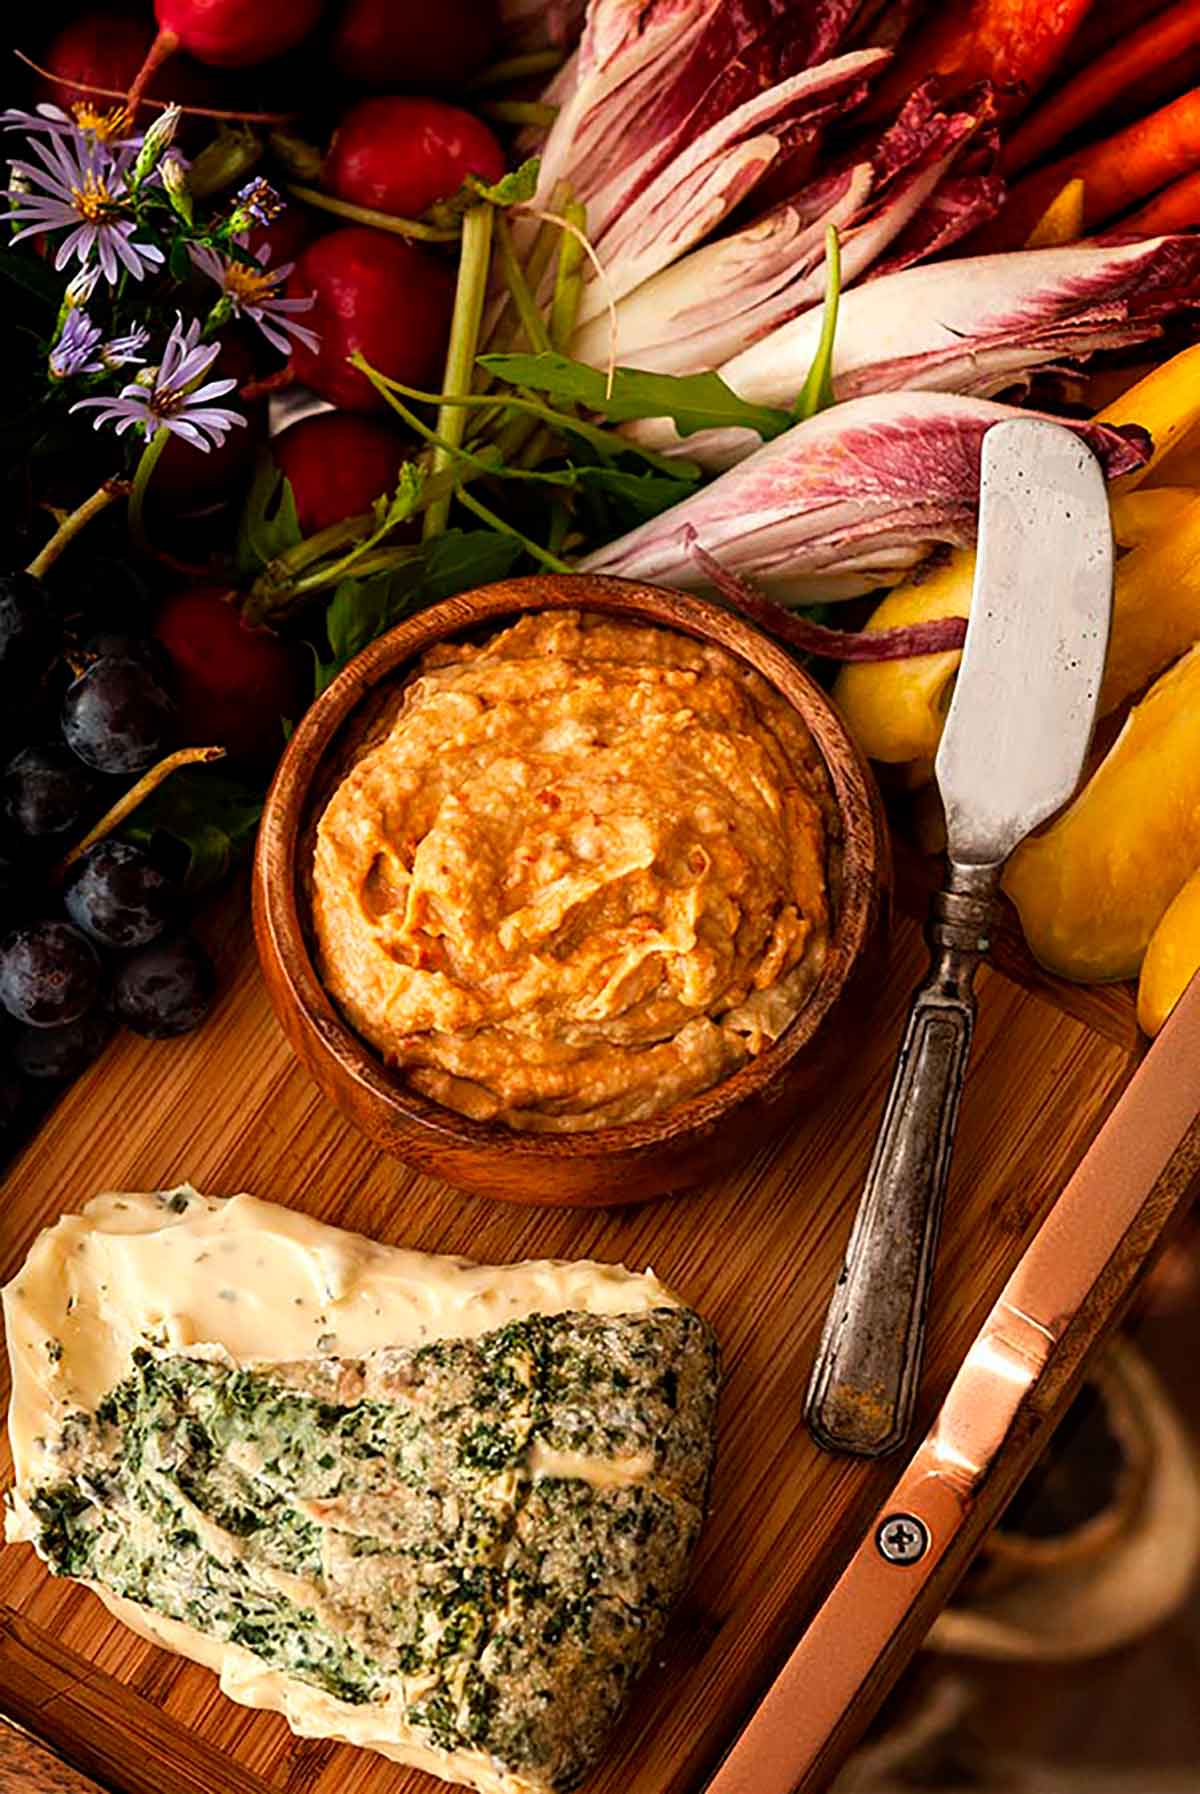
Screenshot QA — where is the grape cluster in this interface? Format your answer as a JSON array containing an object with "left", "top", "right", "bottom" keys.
[{"left": 0, "top": 569, "right": 217, "bottom": 1148}]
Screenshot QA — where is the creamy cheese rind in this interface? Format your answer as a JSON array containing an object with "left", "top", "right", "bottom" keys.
[{"left": 4, "top": 1189, "right": 719, "bottom": 1794}]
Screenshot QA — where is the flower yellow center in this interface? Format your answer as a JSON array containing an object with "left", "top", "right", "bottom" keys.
[
  {"left": 223, "top": 262, "right": 277, "bottom": 306},
  {"left": 70, "top": 171, "right": 122, "bottom": 224},
  {"left": 73, "top": 102, "right": 132, "bottom": 141}
]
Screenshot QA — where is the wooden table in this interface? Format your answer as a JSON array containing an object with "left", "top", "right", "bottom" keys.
[{"left": 1, "top": 901, "right": 1197, "bottom": 1794}]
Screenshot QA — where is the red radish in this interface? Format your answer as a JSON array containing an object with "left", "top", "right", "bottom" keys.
[
  {"left": 325, "top": 97, "right": 506, "bottom": 218},
  {"left": 273, "top": 412, "right": 410, "bottom": 535},
  {"left": 153, "top": 588, "right": 309, "bottom": 760},
  {"left": 328, "top": 0, "right": 499, "bottom": 88},
  {"left": 34, "top": 10, "right": 221, "bottom": 131},
  {"left": 249, "top": 205, "right": 313, "bottom": 270},
  {"left": 126, "top": 0, "right": 325, "bottom": 114},
  {"left": 285, "top": 227, "right": 455, "bottom": 413}
]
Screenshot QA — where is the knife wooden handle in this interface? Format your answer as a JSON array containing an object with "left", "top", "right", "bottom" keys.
[{"left": 805, "top": 867, "right": 999, "bottom": 1456}]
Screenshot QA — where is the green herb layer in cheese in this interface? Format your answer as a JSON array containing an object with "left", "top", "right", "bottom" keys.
[{"left": 27, "top": 1308, "right": 719, "bottom": 1792}]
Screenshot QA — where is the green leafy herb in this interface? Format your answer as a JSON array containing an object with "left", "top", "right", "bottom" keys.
[
  {"left": 479, "top": 352, "right": 793, "bottom": 442},
  {"left": 123, "top": 767, "right": 265, "bottom": 891},
  {"left": 792, "top": 225, "right": 842, "bottom": 424},
  {"left": 572, "top": 463, "right": 700, "bottom": 532},
  {"left": 235, "top": 455, "right": 303, "bottom": 581},
  {"left": 468, "top": 157, "right": 541, "bottom": 209},
  {"left": 314, "top": 530, "right": 523, "bottom": 693}
]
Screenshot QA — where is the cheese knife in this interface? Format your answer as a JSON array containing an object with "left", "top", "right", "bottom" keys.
[{"left": 804, "top": 417, "right": 1115, "bottom": 1458}]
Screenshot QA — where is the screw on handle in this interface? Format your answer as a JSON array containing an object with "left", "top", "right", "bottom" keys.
[{"left": 804, "top": 866, "right": 1000, "bottom": 1458}]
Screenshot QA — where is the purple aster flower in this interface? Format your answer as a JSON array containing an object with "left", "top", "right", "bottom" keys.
[
  {"left": 49, "top": 308, "right": 104, "bottom": 379},
  {"left": 4, "top": 129, "right": 162, "bottom": 284},
  {"left": 101, "top": 325, "right": 151, "bottom": 370},
  {"left": 232, "top": 177, "right": 283, "bottom": 228},
  {"left": 188, "top": 240, "right": 319, "bottom": 356},
  {"left": 70, "top": 315, "right": 245, "bottom": 453},
  {"left": 64, "top": 264, "right": 102, "bottom": 307}
]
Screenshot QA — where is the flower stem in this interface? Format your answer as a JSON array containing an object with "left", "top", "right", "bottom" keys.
[
  {"left": 549, "top": 200, "right": 588, "bottom": 351},
  {"left": 26, "top": 480, "right": 128, "bottom": 581},
  {"left": 424, "top": 204, "right": 496, "bottom": 541},
  {"left": 55, "top": 745, "right": 226, "bottom": 877},
  {"left": 467, "top": 49, "right": 564, "bottom": 91},
  {"left": 284, "top": 183, "right": 462, "bottom": 243},
  {"left": 127, "top": 428, "right": 168, "bottom": 559}
]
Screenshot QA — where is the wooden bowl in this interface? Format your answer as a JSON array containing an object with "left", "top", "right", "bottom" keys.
[{"left": 253, "top": 575, "right": 891, "bottom": 1206}]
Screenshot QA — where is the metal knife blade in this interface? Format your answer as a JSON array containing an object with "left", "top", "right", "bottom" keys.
[
  {"left": 805, "top": 417, "right": 1115, "bottom": 1458},
  {"left": 937, "top": 417, "right": 1114, "bottom": 868}
]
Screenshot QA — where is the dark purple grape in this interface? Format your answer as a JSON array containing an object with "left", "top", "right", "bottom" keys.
[
  {"left": 83, "top": 632, "right": 175, "bottom": 690},
  {"left": 0, "top": 921, "right": 101, "bottom": 1027},
  {"left": 113, "top": 935, "right": 215, "bottom": 1038},
  {"left": 61, "top": 656, "right": 175, "bottom": 776},
  {"left": 12, "top": 1008, "right": 114, "bottom": 1080},
  {"left": 3, "top": 745, "right": 95, "bottom": 839},
  {"left": 0, "top": 571, "right": 56, "bottom": 703},
  {"left": 64, "top": 840, "right": 176, "bottom": 949}
]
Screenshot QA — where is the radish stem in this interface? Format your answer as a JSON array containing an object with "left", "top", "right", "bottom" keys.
[
  {"left": 467, "top": 49, "right": 565, "bottom": 92},
  {"left": 127, "top": 427, "right": 168, "bottom": 558},
  {"left": 423, "top": 205, "right": 496, "bottom": 540},
  {"left": 124, "top": 26, "right": 180, "bottom": 116},
  {"left": 456, "top": 488, "right": 573, "bottom": 572},
  {"left": 26, "top": 480, "right": 128, "bottom": 580},
  {"left": 496, "top": 213, "right": 552, "bottom": 354},
  {"left": 284, "top": 183, "right": 462, "bottom": 243},
  {"left": 549, "top": 200, "right": 587, "bottom": 351},
  {"left": 478, "top": 100, "right": 558, "bottom": 130}
]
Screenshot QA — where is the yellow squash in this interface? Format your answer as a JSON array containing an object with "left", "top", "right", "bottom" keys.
[
  {"left": 1003, "top": 643, "right": 1200, "bottom": 982},
  {"left": 833, "top": 553, "right": 972, "bottom": 762},
  {"left": 833, "top": 344, "right": 1200, "bottom": 769},
  {"left": 1137, "top": 867, "right": 1200, "bottom": 1036}
]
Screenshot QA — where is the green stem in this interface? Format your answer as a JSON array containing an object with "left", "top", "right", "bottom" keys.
[
  {"left": 496, "top": 212, "right": 553, "bottom": 354},
  {"left": 467, "top": 49, "right": 564, "bottom": 91},
  {"left": 549, "top": 198, "right": 588, "bottom": 352},
  {"left": 456, "top": 487, "right": 573, "bottom": 572},
  {"left": 794, "top": 225, "right": 842, "bottom": 422},
  {"left": 127, "top": 429, "right": 168, "bottom": 559},
  {"left": 26, "top": 480, "right": 128, "bottom": 580},
  {"left": 477, "top": 100, "right": 558, "bottom": 129},
  {"left": 285, "top": 183, "right": 462, "bottom": 243},
  {"left": 423, "top": 204, "right": 495, "bottom": 541},
  {"left": 263, "top": 510, "right": 375, "bottom": 583}
]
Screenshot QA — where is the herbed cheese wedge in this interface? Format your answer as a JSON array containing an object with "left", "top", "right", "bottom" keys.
[{"left": 4, "top": 1188, "right": 719, "bottom": 1794}]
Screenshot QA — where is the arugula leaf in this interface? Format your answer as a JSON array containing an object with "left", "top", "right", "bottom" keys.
[
  {"left": 314, "top": 531, "right": 524, "bottom": 695},
  {"left": 423, "top": 529, "right": 522, "bottom": 599},
  {"left": 469, "top": 157, "right": 540, "bottom": 208},
  {"left": 123, "top": 768, "right": 264, "bottom": 891},
  {"left": 573, "top": 463, "right": 700, "bottom": 532},
  {"left": 479, "top": 352, "right": 793, "bottom": 442},
  {"left": 317, "top": 568, "right": 421, "bottom": 693},
  {"left": 235, "top": 454, "right": 302, "bottom": 581},
  {"left": 792, "top": 225, "right": 842, "bottom": 423}
]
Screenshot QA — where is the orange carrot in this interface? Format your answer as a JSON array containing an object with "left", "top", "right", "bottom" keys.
[
  {"left": 1005, "top": 0, "right": 1200, "bottom": 174},
  {"left": 990, "top": 87, "right": 1200, "bottom": 248},
  {"left": 863, "top": 0, "right": 1093, "bottom": 124},
  {"left": 1119, "top": 165, "right": 1200, "bottom": 234}
]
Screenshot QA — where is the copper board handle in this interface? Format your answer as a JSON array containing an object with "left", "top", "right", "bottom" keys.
[{"left": 806, "top": 864, "right": 999, "bottom": 1456}]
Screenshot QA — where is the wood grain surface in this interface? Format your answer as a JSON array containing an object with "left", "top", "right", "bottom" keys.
[
  {"left": 0, "top": 1720, "right": 109, "bottom": 1794},
  {"left": 0, "top": 892, "right": 1139, "bottom": 1794}
]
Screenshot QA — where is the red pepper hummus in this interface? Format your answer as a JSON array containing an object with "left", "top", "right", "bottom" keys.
[{"left": 312, "top": 611, "right": 833, "bottom": 1133}]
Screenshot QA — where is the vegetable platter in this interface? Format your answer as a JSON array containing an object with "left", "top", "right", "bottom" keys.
[{"left": 3, "top": 0, "right": 1200, "bottom": 1790}]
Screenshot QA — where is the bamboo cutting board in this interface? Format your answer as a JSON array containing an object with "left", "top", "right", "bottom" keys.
[{"left": 0, "top": 897, "right": 1139, "bottom": 1794}]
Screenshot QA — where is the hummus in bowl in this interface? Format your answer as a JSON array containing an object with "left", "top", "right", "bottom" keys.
[
  {"left": 254, "top": 574, "right": 888, "bottom": 1204},
  {"left": 311, "top": 611, "right": 834, "bottom": 1134}
]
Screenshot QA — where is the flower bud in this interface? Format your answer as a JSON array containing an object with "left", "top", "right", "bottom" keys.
[
  {"left": 161, "top": 152, "right": 194, "bottom": 226},
  {"left": 132, "top": 104, "right": 182, "bottom": 185}
]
